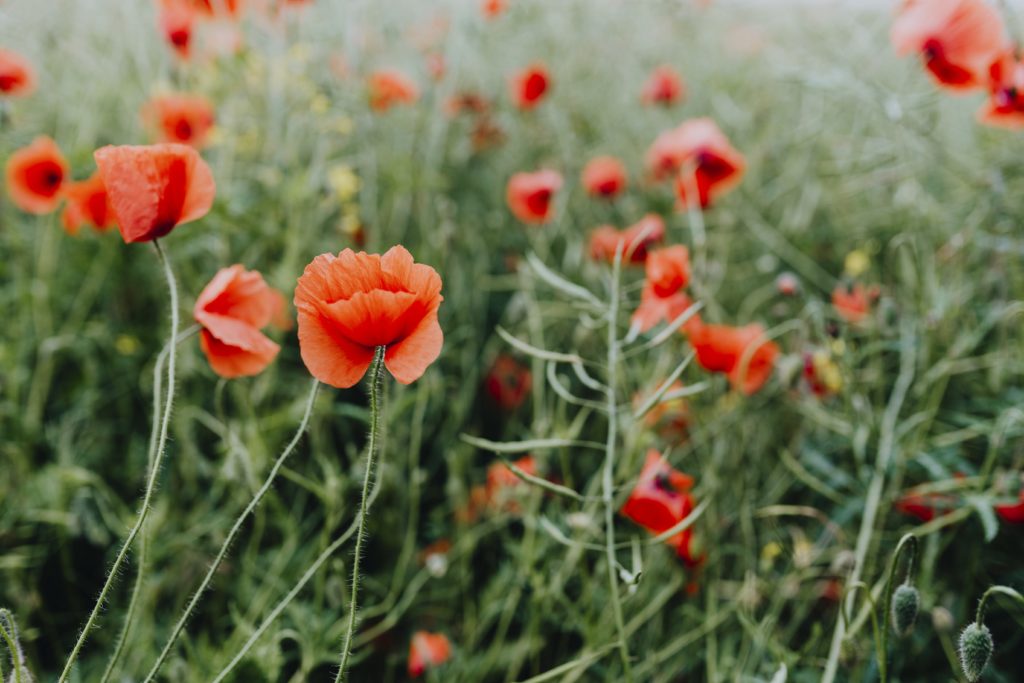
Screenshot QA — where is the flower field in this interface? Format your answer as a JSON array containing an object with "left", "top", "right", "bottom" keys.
[{"left": 2, "top": 0, "right": 1024, "bottom": 681}]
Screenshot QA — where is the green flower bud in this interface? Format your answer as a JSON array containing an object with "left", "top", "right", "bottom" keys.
[
  {"left": 959, "top": 622, "right": 994, "bottom": 682},
  {"left": 890, "top": 583, "right": 920, "bottom": 637}
]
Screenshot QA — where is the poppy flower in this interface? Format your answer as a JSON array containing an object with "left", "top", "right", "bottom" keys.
[
  {"left": 641, "top": 65, "right": 685, "bottom": 106},
  {"left": 506, "top": 169, "right": 562, "bottom": 224},
  {"left": 293, "top": 245, "right": 443, "bottom": 388},
  {"left": 186, "top": 0, "right": 243, "bottom": 18},
  {"left": 0, "top": 49, "right": 36, "bottom": 97},
  {"left": 581, "top": 155, "right": 627, "bottom": 199},
  {"left": 367, "top": 69, "right": 419, "bottom": 112},
  {"left": 803, "top": 350, "right": 843, "bottom": 397},
  {"left": 408, "top": 631, "right": 451, "bottom": 678},
  {"left": 621, "top": 450, "right": 701, "bottom": 566},
  {"left": 142, "top": 94, "right": 217, "bottom": 148},
  {"left": 978, "top": 52, "right": 1024, "bottom": 128},
  {"left": 589, "top": 214, "right": 665, "bottom": 264},
  {"left": 94, "top": 143, "right": 215, "bottom": 243},
  {"left": 632, "top": 245, "right": 695, "bottom": 332},
  {"left": 670, "top": 120, "right": 746, "bottom": 209},
  {"left": 510, "top": 63, "right": 549, "bottom": 110},
  {"left": 485, "top": 455, "right": 537, "bottom": 514},
  {"left": 688, "top": 321, "right": 779, "bottom": 395},
  {"left": 484, "top": 354, "right": 532, "bottom": 410},
  {"left": 995, "top": 485, "right": 1024, "bottom": 523},
  {"left": 482, "top": 0, "right": 506, "bottom": 18},
  {"left": 776, "top": 272, "right": 800, "bottom": 296},
  {"left": 5, "top": 136, "right": 69, "bottom": 215},
  {"left": 891, "top": 0, "right": 1006, "bottom": 91},
  {"left": 832, "top": 282, "right": 876, "bottom": 324},
  {"left": 634, "top": 380, "right": 690, "bottom": 441},
  {"left": 193, "top": 265, "right": 285, "bottom": 378},
  {"left": 159, "top": 0, "right": 196, "bottom": 59},
  {"left": 62, "top": 172, "right": 116, "bottom": 235},
  {"left": 894, "top": 491, "right": 958, "bottom": 522}
]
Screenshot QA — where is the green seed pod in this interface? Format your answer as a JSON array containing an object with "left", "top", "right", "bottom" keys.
[
  {"left": 958, "top": 622, "right": 994, "bottom": 682},
  {"left": 890, "top": 583, "right": 920, "bottom": 637}
]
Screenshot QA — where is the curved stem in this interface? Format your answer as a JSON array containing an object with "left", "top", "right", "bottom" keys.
[
  {"left": 877, "top": 533, "right": 918, "bottom": 683},
  {"left": 143, "top": 378, "right": 321, "bottom": 682},
  {"left": 59, "top": 239, "right": 180, "bottom": 683},
  {"left": 976, "top": 585, "right": 1024, "bottom": 625},
  {"left": 334, "top": 346, "right": 386, "bottom": 682}
]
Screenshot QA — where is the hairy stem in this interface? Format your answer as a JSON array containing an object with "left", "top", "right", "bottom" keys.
[{"left": 976, "top": 585, "right": 1024, "bottom": 625}]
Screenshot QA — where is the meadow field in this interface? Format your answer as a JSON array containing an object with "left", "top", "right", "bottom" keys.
[{"left": 2, "top": 0, "right": 1024, "bottom": 681}]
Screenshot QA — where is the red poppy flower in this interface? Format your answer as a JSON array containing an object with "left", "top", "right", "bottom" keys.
[
  {"left": 894, "top": 492, "right": 958, "bottom": 522},
  {"left": 485, "top": 455, "right": 537, "bottom": 514},
  {"left": 294, "top": 245, "right": 443, "bottom": 388},
  {"left": 506, "top": 169, "right": 562, "bottom": 224},
  {"left": 891, "top": 0, "right": 1006, "bottom": 91},
  {"left": 632, "top": 245, "right": 695, "bottom": 332},
  {"left": 589, "top": 214, "right": 665, "bottom": 264},
  {"left": 186, "top": 0, "right": 243, "bottom": 18},
  {"left": 94, "top": 143, "right": 216, "bottom": 243},
  {"left": 581, "top": 155, "right": 627, "bottom": 199},
  {"left": 510, "top": 63, "right": 549, "bottom": 110},
  {"left": 367, "top": 69, "right": 419, "bottom": 112},
  {"left": 484, "top": 354, "right": 532, "bottom": 410},
  {"left": 5, "top": 136, "right": 69, "bottom": 215},
  {"left": 159, "top": 0, "right": 196, "bottom": 59},
  {"left": 621, "top": 450, "right": 701, "bottom": 566},
  {"left": 193, "top": 265, "right": 285, "bottom": 378},
  {"left": 142, "top": 94, "right": 216, "bottom": 148},
  {"left": 0, "top": 49, "right": 36, "bottom": 98},
  {"left": 408, "top": 631, "right": 451, "bottom": 678},
  {"left": 482, "top": 0, "right": 506, "bottom": 18},
  {"left": 641, "top": 65, "right": 685, "bottom": 106},
  {"left": 62, "top": 172, "right": 116, "bottom": 235},
  {"left": 832, "top": 283, "right": 876, "bottom": 324},
  {"left": 995, "top": 486, "right": 1024, "bottom": 523},
  {"left": 776, "top": 272, "right": 800, "bottom": 296},
  {"left": 688, "top": 321, "right": 779, "bottom": 395},
  {"left": 670, "top": 120, "right": 745, "bottom": 209},
  {"left": 978, "top": 52, "right": 1024, "bottom": 128}
]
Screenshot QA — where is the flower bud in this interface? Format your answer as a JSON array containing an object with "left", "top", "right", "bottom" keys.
[
  {"left": 958, "top": 622, "right": 994, "bottom": 682},
  {"left": 890, "top": 583, "right": 920, "bottom": 637}
]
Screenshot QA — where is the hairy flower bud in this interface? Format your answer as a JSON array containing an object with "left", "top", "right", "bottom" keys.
[
  {"left": 959, "top": 622, "right": 994, "bottom": 682},
  {"left": 890, "top": 583, "right": 920, "bottom": 637}
]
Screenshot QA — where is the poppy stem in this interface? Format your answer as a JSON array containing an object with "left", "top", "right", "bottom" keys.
[
  {"left": 58, "top": 239, "right": 180, "bottom": 683},
  {"left": 142, "top": 377, "right": 320, "bottom": 682},
  {"left": 975, "top": 585, "right": 1024, "bottom": 625},
  {"left": 335, "top": 345, "right": 387, "bottom": 683}
]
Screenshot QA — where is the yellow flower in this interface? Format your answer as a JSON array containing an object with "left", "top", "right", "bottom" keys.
[
  {"left": 844, "top": 249, "right": 869, "bottom": 277},
  {"left": 328, "top": 165, "right": 360, "bottom": 202},
  {"left": 341, "top": 211, "right": 361, "bottom": 235},
  {"left": 115, "top": 335, "right": 140, "bottom": 356}
]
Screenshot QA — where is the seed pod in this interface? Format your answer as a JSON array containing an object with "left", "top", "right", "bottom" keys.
[
  {"left": 890, "top": 583, "right": 920, "bottom": 637},
  {"left": 958, "top": 622, "right": 994, "bottom": 682}
]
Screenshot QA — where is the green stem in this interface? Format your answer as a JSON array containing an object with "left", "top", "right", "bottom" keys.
[
  {"left": 58, "top": 239, "right": 180, "bottom": 683},
  {"left": 143, "top": 378, "right": 321, "bottom": 681},
  {"left": 0, "top": 609, "right": 24, "bottom": 683},
  {"left": 976, "top": 585, "right": 1024, "bottom": 625},
  {"left": 334, "top": 346, "right": 386, "bottom": 682},
  {"left": 840, "top": 582, "right": 882, "bottom": 680},
  {"left": 878, "top": 533, "right": 919, "bottom": 683}
]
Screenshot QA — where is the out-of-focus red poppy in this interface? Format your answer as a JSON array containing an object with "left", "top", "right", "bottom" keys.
[
  {"left": 0, "top": 49, "right": 36, "bottom": 97},
  {"left": 482, "top": 0, "right": 506, "bottom": 19},
  {"left": 408, "top": 631, "right": 451, "bottom": 678},
  {"left": 978, "top": 52, "right": 1024, "bottom": 128},
  {"left": 894, "top": 491, "right": 958, "bottom": 522},
  {"left": 621, "top": 450, "right": 701, "bottom": 566},
  {"left": 62, "top": 172, "right": 116, "bottom": 235},
  {"left": 641, "top": 65, "right": 685, "bottom": 106},
  {"left": 776, "top": 272, "right": 800, "bottom": 296},
  {"left": 193, "top": 265, "right": 285, "bottom": 378},
  {"left": 802, "top": 350, "right": 842, "bottom": 398},
  {"left": 670, "top": 120, "right": 746, "bottom": 208},
  {"left": 589, "top": 214, "right": 666, "bottom": 264},
  {"left": 185, "top": 0, "right": 243, "bottom": 18},
  {"left": 159, "top": 0, "right": 197, "bottom": 59},
  {"left": 142, "top": 94, "right": 216, "bottom": 148},
  {"left": 832, "top": 283, "right": 877, "bottom": 324},
  {"left": 94, "top": 143, "right": 215, "bottom": 243},
  {"left": 634, "top": 380, "right": 690, "bottom": 441},
  {"left": 367, "top": 69, "right": 419, "bottom": 112},
  {"left": 445, "top": 92, "right": 490, "bottom": 118},
  {"left": 506, "top": 169, "right": 562, "bottom": 224},
  {"left": 484, "top": 354, "right": 532, "bottom": 411},
  {"left": 510, "top": 63, "right": 549, "bottom": 110},
  {"left": 486, "top": 455, "right": 537, "bottom": 514},
  {"left": 5, "top": 136, "right": 69, "bottom": 215},
  {"left": 581, "top": 155, "right": 627, "bottom": 199},
  {"left": 891, "top": 0, "right": 1006, "bottom": 91},
  {"left": 632, "top": 245, "right": 695, "bottom": 332},
  {"left": 688, "top": 321, "right": 779, "bottom": 395},
  {"left": 294, "top": 246, "right": 443, "bottom": 388},
  {"left": 995, "top": 485, "right": 1024, "bottom": 523}
]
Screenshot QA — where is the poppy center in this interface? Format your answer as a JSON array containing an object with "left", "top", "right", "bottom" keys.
[
  {"left": 523, "top": 73, "right": 547, "bottom": 101},
  {"left": 26, "top": 162, "right": 64, "bottom": 197},
  {"left": 174, "top": 118, "right": 194, "bottom": 142},
  {"left": 524, "top": 188, "right": 551, "bottom": 217}
]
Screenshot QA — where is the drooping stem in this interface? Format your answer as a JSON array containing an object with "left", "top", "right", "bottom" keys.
[
  {"left": 877, "top": 533, "right": 918, "bottom": 682},
  {"left": 143, "top": 378, "right": 321, "bottom": 682},
  {"left": 334, "top": 345, "right": 387, "bottom": 683},
  {"left": 976, "top": 585, "right": 1024, "bottom": 625},
  {"left": 59, "top": 239, "right": 181, "bottom": 683}
]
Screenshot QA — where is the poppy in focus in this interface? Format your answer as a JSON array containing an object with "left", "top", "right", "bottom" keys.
[
  {"left": 94, "top": 143, "right": 215, "bottom": 243},
  {"left": 484, "top": 354, "right": 532, "bottom": 411},
  {"left": 193, "top": 265, "right": 285, "bottom": 378},
  {"left": 510, "top": 63, "right": 549, "bottom": 110},
  {"left": 581, "top": 155, "right": 627, "bottom": 199},
  {"left": 641, "top": 65, "right": 685, "bottom": 106},
  {"left": 142, "top": 93, "right": 217, "bottom": 148},
  {"left": 62, "top": 172, "right": 116, "bottom": 235},
  {"left": 978, "top": 52, "right": 1024, "bottom": 128},
  {"left": 688, "top": 321, "right": 779, "bottom": 395},
  {"left": 589, "top": 214, "right": 665, "bottom": 264},
  {"left": 408, "top": 631, "right": 452, "bottom": 678},
  {"left": 0, "top": 49, "right": 36, "bottom": 97},
  {"left": 367, "top": 69, "right": 419, "bottom": 112},
  {"left": 506, "top": 169, "right": 562, "bottom": 224},
  {"left": 294, "top": 245, "right": 444, "bottom": 388},
  {"left": 632, "top": 245, "right": 695, "bottom": 332},
  {"left": 621, "top": 450, "right": 701, "bottom": 565},
  {"left": 5, "top": 136, "right": 69, "bottom": 215}
]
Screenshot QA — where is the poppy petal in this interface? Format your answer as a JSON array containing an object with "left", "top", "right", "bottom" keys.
[
  {"left": 296, "top": 311, "right": 375, "bottom": 388},
  {"left": 384, "top": 312, "right": 443, "bottom": 384}
]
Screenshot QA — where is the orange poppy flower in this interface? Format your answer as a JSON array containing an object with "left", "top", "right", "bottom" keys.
[
  {"left": 0, "top": 49, "right": 36, "bottom": 98},
  {"left": 891, "top": 0, "right": 1006, "bottom": 91},
  {"left": 142, "top": 94, "right": 216, "bottom": 148},
  {"left": 581, "top": 155, "right": 627, "bottom": 199},
  {"left": 621, "top": 450, "right": 701, "bottom": 566},
  {"left": 631, "top": 245, "right": 694, "bottom": 332},
  {"left": 634, "top": 381, "right": 690, "bottom": 441},
  {"left": 667, "top": 119, "right": 745, "bottom": 208},
  {"left": 641, "top": 65, "right": 685, "bottom": 106},
  {"left": 186, "top": 0, "right": 244, "bottom": 18},
  {"left": 510, "top": 63, "right": 549, "bottom": 110},
  {"left": 831, "top": 282, "right": 876, "bottom": 324},
  {"left": 367, "top": 69, "right": 419, "bottom": 112},
  {"left": 5, "top": 136, "right": 69, "bottom": 215},
  {"left": 94, "top": 143, "right": 216, "bottom": 243},
  {"left": 484, "top": 354, "right": 532, "bottom": 410},
  {"left": 61, "top": 172, "right": 116, "bottom": 235},
  {"left": 978, "top": 52, "right": 1024, "bottom": 128},
  {"left": 408, "top": 631, "right": 451, "bottom": 678},
  {"left": 193, "top": 265, "right": 285, "bottom": 378},
  {"left": 159, "top": 0, "right": 196, "bottom": 59},
  {"left": 589, "top": 214, "right": 665, "bottom": 264},
  {"left": 294, "top": 245, "right": 443, "bottom": 388},
  {"left": 506, "top": 169, "right": 562, "bottom": 224},
  {"left": 688, "top": 321, "right": 779, "bottom": 395},
  {"left": 482, "top": 0, "right": 506, "bottom": 19}
]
